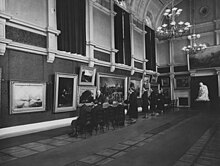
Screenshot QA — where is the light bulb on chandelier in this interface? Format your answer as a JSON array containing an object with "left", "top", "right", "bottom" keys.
[
  {"left": 182, "top": 0, "right": 207, "bottom": 54},
  {"left": 182, "top": 33, "right": 207, "bottom": 54},
  {"left": 156, "top": 0, "right": 191, "bottom": 40}
]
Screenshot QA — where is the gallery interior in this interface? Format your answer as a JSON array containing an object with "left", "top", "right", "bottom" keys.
[{"left": 0, "top": 0, "right": 220, "bottom": 165}]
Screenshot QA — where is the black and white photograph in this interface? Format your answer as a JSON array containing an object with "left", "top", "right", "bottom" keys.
[{"left": 1, "top": 0, "right": 220, "bottom": 166}]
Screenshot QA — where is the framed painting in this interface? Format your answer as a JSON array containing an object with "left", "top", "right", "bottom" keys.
[
  {"left": 161, "top": 77, "right": 170, "bottom": 87},
  {"left": 174, "top": 75, "right": 190, "bottom": 89},
  {"left": 97, "top": 73, "right": 128, "bottom": 104},
  {"left": 10, "top": 81, "right": 46, "bottom": 114},
  {"left": 78, "top": 86, "right": 96, "bottom": 106},
  {"left": 79, "top": 65, "right": 96, "bottom": 86},
  {"left": 151, "top": 74, "right": 158, "bottom": 84},
  {"left": 54, "top": 73, "right": 77, "bottom": 113},
  {"left": 129, "top": 78, "right": 142, "bottom": 98}
]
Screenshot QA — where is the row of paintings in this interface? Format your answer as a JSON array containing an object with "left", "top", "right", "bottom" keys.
[
  {"left": 160, "top": 76, "right": 190, "bottom": 89},
  {"left": 10, "top": 72, "right": 128, "bottom": 114}
]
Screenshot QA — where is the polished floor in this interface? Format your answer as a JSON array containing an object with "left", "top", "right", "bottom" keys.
[{"left": 0, "top": 108, "right": 220, "bottom": 166}]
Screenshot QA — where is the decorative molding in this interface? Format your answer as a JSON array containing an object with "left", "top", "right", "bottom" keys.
[
  {"left": 131, "top": 68, "right": 135, "bottom": 75},
  {"left": 47, "top": 52, "right": 55, "bottom": 63},
  {"left": 7, "top": 41, "right": 47, "bottom": 55},
  {"left": 93, "top": 1, "right": 111, "bottom": 15},
  {"left": 6, "top": 18, "right": 47, "bottom": 36},
  {"left": 46, "top": 27, "right": 61, "bottom": 36},
  {"left": 0, "top": 38, "right": 11, "bottom": 55},
  {"left": 110, "top": 64, "right": 116, "bottom": 72}
]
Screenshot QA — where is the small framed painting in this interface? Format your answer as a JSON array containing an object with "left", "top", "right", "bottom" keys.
[
  {"left": 161, "top": 77, "right": 170, "bottom": 87},
  {"left": 151, "top": 74, "right": 158, "bottom": 84},
  {"left": 79, "top": 65, "right": 96, "bottom": 86},
  {"left": 54, "top": 73, "right": 77, "bottom": 113},
  {"left": 10, "top": 81, "right": 46, "bottom": 114},
  {"left": 174, "top": 75, "right": 190, "bottom": 89}
]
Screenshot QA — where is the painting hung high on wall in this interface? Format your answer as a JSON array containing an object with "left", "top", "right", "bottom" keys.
[
  {"left": 54, "top": 73, "right": 77, "bottom": 113},
  {"left": 10, "top": 81, "right": 46, "bottom": 114},
  {"left": 129, "top": 78, "right": 142, "bottom": 98},
  {"left": 79, "top": 65, "right": 96, "bottom": 86},
  {"left": 78, "top": 86, "right": 96, "bottom": 105},
  {"left": 189, "top": 46, "right": 220, "bottom": 70},
  {"left": 97, "top": 73, "right": 127, "bottom": 104}
]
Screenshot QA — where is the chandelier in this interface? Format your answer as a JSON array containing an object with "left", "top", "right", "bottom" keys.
[
  {"left": 182, "top": 33, "right": 207, "bottom": 54},
  {"left": 182, "top": 0, "right": 207, "bottom": 54},
  {"left": 156, "top": 0, "right": 191, "bottom": 40}
]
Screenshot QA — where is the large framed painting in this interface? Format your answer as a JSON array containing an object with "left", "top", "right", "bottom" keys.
[
  {"left": 54, "top": 73, "right": 77, "bottom": 113},
  {"left": 78, "top": 86, "right": 96, "bottom": 106},
  {"left": 189, "top": 46, "right": 220, "bottom": 70},
  {"left": 97, "top": 73, "right": 128, "bottom": 104},
  {"left": 10, "top": 81, "right": 46, "bottom": 114},
  {"left": 174, "top": 75, "right": 190, "bottom": 89},
  {"left": 129, "top": 78, "right": 142, "bottom": 98},
  {"left": 79, "top": 65, "right": 96, "bottom": 86}
]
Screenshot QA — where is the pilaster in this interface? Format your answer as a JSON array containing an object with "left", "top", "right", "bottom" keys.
[
  {"left": 87, "top": 0, "right": 95, "bottom": 67},
  {"left": 47, "top": 0, "right": 60, "bottom": 63},
  {"left": 110, "top": 0, "right": 116, "bottom": 72}
]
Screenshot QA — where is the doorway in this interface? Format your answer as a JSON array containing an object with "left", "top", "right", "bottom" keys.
[{"left": 190, "top": 75, "right": 218, "bottom": 110}]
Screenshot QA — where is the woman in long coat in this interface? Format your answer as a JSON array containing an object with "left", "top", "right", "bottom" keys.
[{"left": 127, "top": 87, "right": 138, "bottom": 121}]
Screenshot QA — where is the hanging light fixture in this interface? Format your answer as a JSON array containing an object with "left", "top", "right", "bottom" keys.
[
  {"left": 156, "top": 0, "right": 191, "bottom": 40},
  {"left": 182, "top": 0, "right": 207, "bottom": 54}
]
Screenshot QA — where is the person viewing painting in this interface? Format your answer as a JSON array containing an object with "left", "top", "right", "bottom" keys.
[{"left": 125, "top": 84, "right": 138, "bottom": 123}]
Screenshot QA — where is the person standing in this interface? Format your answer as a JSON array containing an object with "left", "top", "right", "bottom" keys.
[
  {"left": 142, "top": 87, "right": 150, "bottom": 118},
  {"left": 94, "top": 90, "right": 105, "bottom": 106},
  {"left": 127, "top": 86, "right": 138, "bottom": 123},
  {"left": 157, "top": 89, "right": 165, "bottom": 114},
  {"left": 149, "top": 89, "right": 158, "bottom": 116}
]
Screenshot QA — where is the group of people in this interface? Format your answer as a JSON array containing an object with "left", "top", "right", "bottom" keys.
[{"left": 125, "top": 85, "right": 166, "bottom": 124}]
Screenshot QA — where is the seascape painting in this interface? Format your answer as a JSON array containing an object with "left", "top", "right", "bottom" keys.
[{"left": 10, "top": 81, "right": 46, "bottom": 114}]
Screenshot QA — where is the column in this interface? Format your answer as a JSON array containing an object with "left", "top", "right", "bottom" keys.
[
  {"left": 87, "top": 0, "right": 95, "bottom": 67},
  {"left": 47, "top": 0, "right": 60, "bottom": 63},
  {"left": 130, "top": 14, "right": 135, "bottom": 75},
  {"left": 169, "top": 39, "right": 175, "bottom": 100},
  {"left": 110, "top": 0, "right": 116, "bottom": 72}
]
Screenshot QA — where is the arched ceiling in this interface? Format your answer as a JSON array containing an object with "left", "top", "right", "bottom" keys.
[{"left": 125, "top": 0, "right": 184, "bottom": 29}]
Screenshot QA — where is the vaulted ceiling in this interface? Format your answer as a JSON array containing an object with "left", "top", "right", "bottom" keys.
[{"left": 126, "top": 0, "right": 184, "bottom": 29}]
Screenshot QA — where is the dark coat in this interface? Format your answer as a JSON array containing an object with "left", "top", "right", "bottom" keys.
[
  {"left": 95, "top": 93, "right": 105, "bottom": 105},
  {"left": 127, "top": 90, "right": 138, "bottom": 119},
  {"left": 142, "top": 91, "right": 149, "bottom": 113}
]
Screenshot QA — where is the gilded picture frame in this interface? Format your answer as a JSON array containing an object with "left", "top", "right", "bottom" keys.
[
  {"left": 97, "top": 73, "right": 127, "bottom": 104},
  {"left": 54, "top": 73, "right": 77, "bottom": 113},
  {"left": 79, "top": 65, "right": 96, "bottom": 86},
  {"left": 10, "top": 81, "right": 46, "bottom": 114}
]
